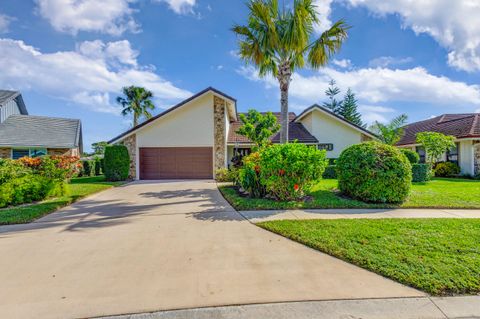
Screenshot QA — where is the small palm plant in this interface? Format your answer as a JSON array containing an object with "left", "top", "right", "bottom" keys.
[
  {"left": 117, "top": 86, "right": 155, "bottom": 127},
  {"left": 370, "top": 114, "right": 408, "bottom": 145},
  {"left": 232, "top": 0, "right": 349, "bottom": 143}
]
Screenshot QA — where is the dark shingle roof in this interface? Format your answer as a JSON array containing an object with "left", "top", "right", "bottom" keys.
[
  {"left": 228, "top": 112, "right": 319, "bottom": 144},
  {"left": 0, "top": 115, "right": 82, "bottom": 148},
  {"left": 397, "top": 113, "right": 480, "bottom": 146}
]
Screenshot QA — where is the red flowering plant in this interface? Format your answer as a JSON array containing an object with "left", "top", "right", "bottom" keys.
[
  {"left": 238, "top": 151, "right": 266, "bottom": 198},
  {"left": 259, "top": 143, "right": 328, "bottom": 201}
]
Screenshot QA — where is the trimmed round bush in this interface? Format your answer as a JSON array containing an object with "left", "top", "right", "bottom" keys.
[
  {"left": 259, "top": 143, "right": 327, "bottom": 201},
  {"left": 104, "top": 145, "right": 130, "bottom": 181},
  {"left": 435, "top": 162, "right": 460, "bottom": 177},
  {"left": 400, "top": 148, "right": 420, "bottom": 164},
  {"left": 337, "top": 142, "right": 412, "bottom": 203},
  {"left": 412, "top": 163, "right": 432, "bottom": 183}
]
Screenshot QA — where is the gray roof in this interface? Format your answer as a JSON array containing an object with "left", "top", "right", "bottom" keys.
[
  {"left": 0, "top": 114, "right": 82, "bottom": 149},
  {"left": 0, "top": 90, "right": 28, "bottom": 114},
  {"left": 0, "top": 90, "right": 20, "bottom": 105}
]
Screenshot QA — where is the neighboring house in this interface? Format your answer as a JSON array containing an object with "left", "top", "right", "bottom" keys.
[
  {"left": 397, "top": 114, "right": 480, "bottom": 176},
  {"left": 0, "top": 90, "right": 83, "bottom": 159},
  {"left": 109, "top": 87, "right": 376, "bottom": 180}
]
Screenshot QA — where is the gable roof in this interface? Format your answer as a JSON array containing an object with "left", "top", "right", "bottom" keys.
[
  {"left": 0, "top": 115, "right": 82, "bottom": 150},
  {"left": 109, "top": 87, "right": 237, "bottom": 144},
  {"left": 0, "top": 90, "right": 28, "bottom": 115},
  {"left": 228, "top": 112, "right": 318, "bottom": 144},
  {"left": 397, "top": 113, "right": 480, "bottom": 146},
  {"left": 294, "top": 104, "right": 377, "bottom": 138}
]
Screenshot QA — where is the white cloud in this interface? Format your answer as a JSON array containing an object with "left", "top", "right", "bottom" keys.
[
  {"left": 238, "top": 65, "right": 480, "bottom": 109},
  {"left": 332, "top": 59, "right": 352, "bottom": 68},
  {"left": 358, "top": 104, "right": 395, "bottom": 124},
  {"left": 155, "top": 0, "right": 196, "bottom": 15},
  {"left": 344, "top": 0, "right": 480, "bottom": 72},
  {"left": 35, "top": 0, "right": 139, "bottom": 35},
  {"left": 0, "top": 38, "right": 191, "bottom": 114},
  {"left": 0, "top": 14, "right": 14, "bottom": 33},
  {"left": 313, "top": 0, "right": 333, "bottom": 34},
  {"left": 368, "top": 56, "right": 413, "bottom": 68}
]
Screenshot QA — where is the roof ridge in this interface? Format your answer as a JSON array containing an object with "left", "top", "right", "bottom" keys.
[
  {"left": 437, "top": 114, "right": 475, "bottom": 125},
  {"left": 471, "top": 114, "right": 479, "bottom": 135}
]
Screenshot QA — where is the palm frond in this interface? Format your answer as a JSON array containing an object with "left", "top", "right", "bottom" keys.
[{"left": 307, "top": 19, "right": 350, "bottom": 68}]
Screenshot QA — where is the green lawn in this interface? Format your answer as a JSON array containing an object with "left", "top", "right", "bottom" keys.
[
  {"left": 219, "top": 178, "right": 480, "bottom": 210},
  {"left": 0, "top": 176, "right": 125, "bottom": 225},
  {"left": 258, "top": 219, "right": 480, "bottom": 295}
]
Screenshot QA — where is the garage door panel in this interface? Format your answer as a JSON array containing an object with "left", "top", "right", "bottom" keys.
[{"left": 140, "top": 147, "right": 213, "bottom": 180}]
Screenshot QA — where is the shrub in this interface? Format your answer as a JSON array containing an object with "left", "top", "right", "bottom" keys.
[
  {"left": 238, "top": 152, "right": 266, "bottom": 198},
  {"left": 259, "top": 143, "right": 328, "bottom": 201},
  {"left": 82, "top": 160, "right": 94, "bottom": 177},
  {"left": 94, "top": 157, "right": 102, "bottom": 176},
  {"left": 412, "top": 163, "right": 432, "bottom": 183},
  {"left": 215, "top": 168, "right": 238, "bottom": 183},
  {"left": 322, "top": 165, "right": 337, "bottom": 179},
  {"left": 0, "top": 159, "right": 31, "bottom": 183},
  {"left": 400, "top": 148, "right": 420, "bottom": 164},
  {"left": 337, "top": 142, "right": 412, "bottom": 203},
  {"left": 104, "top": 145, "right": 130, "bottom": 181},
  {"left": 435, "top": 162, "right": 460, "bottom": 177}
]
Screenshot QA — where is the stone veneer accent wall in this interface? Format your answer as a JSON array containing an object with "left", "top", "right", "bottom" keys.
[
  {"left": 122, "top": 134, "right": 137, "bottom": 179},
  {"left": 0, "top": 148, "right": 11, "bottom": 158},
  {"left": 213, "top": 96, "right": 226, "bottom": 174}
]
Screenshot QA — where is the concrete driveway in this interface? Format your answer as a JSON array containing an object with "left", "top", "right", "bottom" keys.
[{"left": 0, "top": 180, "right": 422, "bottom": 319}]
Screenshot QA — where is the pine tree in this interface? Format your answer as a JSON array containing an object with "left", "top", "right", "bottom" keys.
[
  {"left": 338, "top": 88, "right": 364, "bottom": 127},
  {"left": 323, "top": 79, "right": 342, "bottom": 112}
]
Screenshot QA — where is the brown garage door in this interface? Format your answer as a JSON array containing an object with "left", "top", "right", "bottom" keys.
[{"left": 139, "top": 147, "right": 213, "bottom": 180}]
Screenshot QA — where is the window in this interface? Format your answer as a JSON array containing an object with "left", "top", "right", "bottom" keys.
[
  {"left": 447, "top": 143, "right": 459, "bottom": 164},
  {"left": 11, "top": 148, "right": 47, "bottom": 159},
  {"left": 12, "top": 149, "right": 29, "bottom": 160},
  {"left": 416, "top": 146, "right": 426, "bottom": 163},
  {"left": 318, "top": 143, "right": 334, "bottom": 151}
]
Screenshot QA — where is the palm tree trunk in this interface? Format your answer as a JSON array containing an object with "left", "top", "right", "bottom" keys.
[
  {"left": 133, "top": 113, "right": 138, "bottom": 127},
  {"left": 278, "top": 62, "right": 291, "bottom": 144}
]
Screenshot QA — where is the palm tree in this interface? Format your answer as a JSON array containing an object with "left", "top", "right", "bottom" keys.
[
  {"left": 117, "top": 86, "right": 155, "bottom": 127},
  {"left": 232, "top": 0, "right": 349, "bottom": 143},
  {"left": 370, "top": 114, "right": 408, "bottom": 145}
]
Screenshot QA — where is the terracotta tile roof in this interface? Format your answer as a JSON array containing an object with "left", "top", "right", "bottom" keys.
[
  {"left": 228, "top": 112, "right": 319, "bottom": 144},
  {"left": 397, "top": 113, "right": 480, "bottom": 146}
]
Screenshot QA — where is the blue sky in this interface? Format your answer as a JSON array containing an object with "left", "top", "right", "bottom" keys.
[{"left": 0, "top": 0, "right": 479, "bottom": 151}]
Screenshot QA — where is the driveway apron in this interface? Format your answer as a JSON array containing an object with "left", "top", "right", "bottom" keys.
[{"left": 0, "top": 180, "right": 423, "bottom": 319}]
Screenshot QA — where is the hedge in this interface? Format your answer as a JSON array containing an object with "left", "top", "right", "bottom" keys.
[
  {"left": 94, "top": 157, "right": 102, "bottom": 176},
  {"left": 412, "top": 163, "right": 432, "bottom": 182},
  {"left": 435, "top": 162, "right": 460, "bottom": 177},
  {"left": 400, "top": 148, "right": 420, "bottom": 164},
  {"left": 337, "top": 142, "right": 412, "bottom": 203},
  {"left": 104, "top": 145, "right": 130, "bottom": 181},
  {"left": 82, "top": 160, "right": 95, "bottom": 177}
]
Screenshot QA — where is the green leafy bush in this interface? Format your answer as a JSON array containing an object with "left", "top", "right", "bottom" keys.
[
  {"left": 104, "top": 145, "right": 130, "bottom": 181},
  {"left": 435, "top": 162, "right": 460, "bottom": 177},
  {"left": 322, "top": 165, "right": 337, "bottom": 179},
  {"left": 215, "top": 168, "right": 238, "bottom": 183},
  {"left": 82, "top": 160, "right": 94, "bottom": 177},
  {"left": 337, "top": 142, "right": 412, "bottom": 203},
  {"left": 259, "top": 143, "right": 328, "bottom": 201},
  {"left": 412, "top": 163, "right": 432, "bottom": 183},
  {"left": 400, "top": 148, "right": 420, "bottom": 164},
  {"left": 238, "top": 152, "right": 266, "bottom": 198},
  {"left": 94, "top": 157, "right": 102, "bottom": 176}
]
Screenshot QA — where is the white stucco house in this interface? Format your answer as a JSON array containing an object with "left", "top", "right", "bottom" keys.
[
  {"left": 397, "top": 114, "right": 480, "bottom": 176},
  {"left": 109, "top": 87, "right": 376, "bottom": 180}
]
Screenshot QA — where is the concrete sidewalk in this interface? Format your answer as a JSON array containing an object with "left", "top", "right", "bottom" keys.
[
  {"left": 240, "top": 208, "right": 480, "bottom": 223},
  {"left": 102, "top": 296, "right": 480, "bottom": 319}
]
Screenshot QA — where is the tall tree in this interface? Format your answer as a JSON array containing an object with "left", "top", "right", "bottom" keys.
[
  {"left": 370, "top": 114, "right": 408, "bottom": 145},
  {"left": 236, "top": 109, "right": 280, "bottom": 151},
  {"left": 92, "top": 141, "right": 108, "bottom": 155},
  {"left": 323, "top": 79, "right": 343, "bottom": 113},
  {"left": 232, "top": 0, "right": 349, "bottom": 143},
  {"left": 116, "top": 86, "right": 155, "bottom": 127},
  {"left": 337, "top": 88, "right": 364, "bottom": 127}
]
